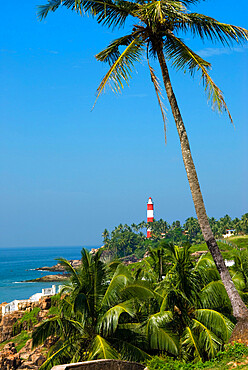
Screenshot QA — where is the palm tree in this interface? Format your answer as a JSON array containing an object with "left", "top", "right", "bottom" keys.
[
  {"left": 132, "top": 244, "right": 234, "bottom": 361},
  {"left": 38, "top": 0, "right": 248, "bottom": 328},
  {"left": 102, "top": 228, "right": 110, "bottom": 246},
  {"left": 32, "top": 248, "right": 152, "bottom": 369}
]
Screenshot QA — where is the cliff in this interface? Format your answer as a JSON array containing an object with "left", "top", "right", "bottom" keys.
[{"left": 0, "top": 296, "right": 54, "bottom": 370}]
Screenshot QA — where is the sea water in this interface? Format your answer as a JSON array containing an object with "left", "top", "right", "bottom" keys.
[{"left": 0, "top": 246, "right": 95, "bottom": 304}]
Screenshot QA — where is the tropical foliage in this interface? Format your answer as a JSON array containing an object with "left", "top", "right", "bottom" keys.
[
  {"left": 31, "top": 242, "right": 245, "bottom": 369},
  {"left": 101, "top": 213, "right": 248, "bottom": 260},
  {"left": 32, "top": 248, "right": 152, "bottom": 369}
]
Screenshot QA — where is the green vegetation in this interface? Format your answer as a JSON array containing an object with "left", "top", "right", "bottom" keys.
[
  {"left": 13, "top": 307, "right": 41, "bottom": 335},
  {"left": 146, "top": 342, "right": 248, "bottom": 369},
  {"left": 31, "top": 243, "right": 248, "bottom": 369},
  {"left": 229, "top": 236, "right": 248, "bottom": 249},
  {"left": 0, "top": 330, "right": 31, "bottom": 352},
  {"left": 100, "top": 214, "right": 248, "bottom": 261}
]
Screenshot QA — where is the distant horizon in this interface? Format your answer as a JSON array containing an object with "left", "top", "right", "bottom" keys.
[{"left": 1, "top": 210, "right": 247, "bottom": 248}]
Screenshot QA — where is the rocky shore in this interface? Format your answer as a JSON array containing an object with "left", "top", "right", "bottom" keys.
[
  {"left": 35, "top": 259, "right": 81, "bottom": 272},
  {"left": 24, "top": 274, "right": 68, "bottom": 282}
]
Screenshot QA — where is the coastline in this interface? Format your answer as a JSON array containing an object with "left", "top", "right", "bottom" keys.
[{"left": 0, "top": 246, "right": 95, "bottom": 304}]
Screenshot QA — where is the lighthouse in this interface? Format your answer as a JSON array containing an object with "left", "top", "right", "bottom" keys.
[{"left": 147, "top": 197, "right": 154, "bottom": 238}]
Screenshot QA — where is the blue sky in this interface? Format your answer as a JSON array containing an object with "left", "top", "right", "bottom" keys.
[{"left": 0, "top": 0, "right": 247, "bottom": 247}]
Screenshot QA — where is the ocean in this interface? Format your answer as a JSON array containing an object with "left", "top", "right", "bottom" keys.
[{"left": 0, "top": 246, "right": 95, "bottom": 304}]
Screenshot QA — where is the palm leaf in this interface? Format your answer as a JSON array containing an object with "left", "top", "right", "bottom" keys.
[
  {"left": 99, "top": 300, "right": 135, "bottom": 336},
  {"left": 114, "top": 338, "right": 151, "bottom": 362},
  {"left": 194, "top": 308, "right": 234, "bottom": 342},
  {"left": 147, "top": 59, "right": 167, "bottom": 143},
  {"left": 182, "top": 326, "right": 202, "bottom": 361},
  {"left": 164, "top": 33, "right": 233, "bottom": 123},
  {"left": 93, "top": 36, "right": 145, "bottom": 108},
  {"left": 73, "top": 292, "right": 91, "bottom": 317},
  {"left": 121, "top": 282, "right": 154, "bottom": 301},
  {"left": 146, "top": 312, "right": 178, "bottom": 354},
  {"left": 138, "top": 0, "right": 187, "bottom": 25},
  {"left": 192, "top": 319, "right": 221, "bottom": 359},
  {"left": 56, "top": 257, "right": 81, "bottom": 286},
  {"left": 38, "top": 0, "right": 137, "bottom": 28},
  {"left": 32, "top": 316, "right": 62, "bottom": 347},
  {"left": 200, "top": 280, "right": 230, "bottom": 309},
  {"left": 39, "top": 340, "right": 71, "bottom": 370},
  {"left": 88, "top": 335, "right": 119, "bottom": 359},
  {"left": 178, "top": 13, "right": 248, "bottom": 46},
  {"left": 96, "top": 30, "right": 144, "bottom": 65},
  {"left": 101, "top": 264, "right": 130, "bottom": 307}
]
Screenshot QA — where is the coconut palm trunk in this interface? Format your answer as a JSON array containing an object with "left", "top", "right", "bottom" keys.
[{"left": 156, "top": 40, "right": 248, "bottom": 322}]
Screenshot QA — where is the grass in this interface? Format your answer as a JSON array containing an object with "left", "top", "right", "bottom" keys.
[
  {"left": 0, "top": 330, "right": 31, "bottom": 352},
  {"left": 13, "top": 306, "right": 41, "bottom": 335},
  {"left": 228, "top": 236, "right": 248, "bottom": 249},
  {"left": 190, "top": 239, "right": 248, "bottom": 260}
]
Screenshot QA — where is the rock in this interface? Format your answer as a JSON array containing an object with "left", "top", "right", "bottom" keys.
[
  {"left": 24, "top": 274, "right": 67, "bottom": 282},
  {"left": 0, "top": 311, "right": 24, "bottom": 342},
  {"left": 0, "top": 342, "right": 22, "bottom": 370},
  {"left": 4, "top": 342, "right": 17, "bottom": 353},
  {"left": 39, "top": 296, "right": 51, "bottom": 310},
  {"left": 19, "top": 340, "right": 33, "bottom": 360},
  {"left": 29, "top": 353, "right": 46, "bottom": 366},
  {"left": 17, "top": 361, "right": 39, "bottom": 369},
  {"left": 35, "top": 259, "right": 81, "bottom": 272}
]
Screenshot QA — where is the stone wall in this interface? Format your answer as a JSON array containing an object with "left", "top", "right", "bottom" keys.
[{"left": 52, "top": 359, "right": 145, "bottom": 370}]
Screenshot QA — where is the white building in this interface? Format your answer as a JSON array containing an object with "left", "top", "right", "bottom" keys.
[
  {"left": 223, "top": 229, "right": 235, "bottom": 238},
  {"left": 2, "top": 285, "right": 58, "bottom": 317}
]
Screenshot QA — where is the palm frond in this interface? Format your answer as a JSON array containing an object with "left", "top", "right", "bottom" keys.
[
  {"left": 121, "top": 282, "right": 154, "bottom": 301},
  {"left": 200, "top": 280, "right": 230, "bottom": 309},
  {"left": 194, "top": 309, "right": 234, "bottom": 342},
  {"left": 39, "top": 340, "right": 71, "bottom": 370},
  {"left": 73, "top": 292, "right": 91, "bottom": 317},
  {"left": 181, "top": 326, "right": 202, "bottom": 362},
  {"left": 32, "top": 316, "right": 62, "bottom": 347},
  {"left": 93, "top": 36, "right": 145, "bottom": 108},
  {"left": 164, "top": 33, "right": 233, "bottom": 123},
  {"left": 56, "top": 257, "right": 81, "bottom": 286},
  {"left": 146, "top": 312, "right": 178, "bottom": 354},
  {"left": 192, "top": 319, "right": 222, "bottom": 359},
  {"left": 147, "top": 59, "right": 167, "bottom": 143},
  {"left": 101, "top": 264, "right": 130, "bottom": 307},
  {"left": 98, "top": 300, "right": 135, "bottom": 336},
  {"left": 177, "top": 13, "right": 248, "bottom": 46},
  {"left": 89, "top": 335, "right": 119, "bottom": 359},
  {"left": 96, "top": 30, "right": 145, "bottom": 65},
  {"left": 38, "top": 0, "right": 137, "bottom": 29},
  {"left": 114, "top": 338, "right": 151, "bottom": 362},
  {"left": 194, "top": 255, "right": 216, "bottom": 270},
  {"left": 138, "top": 0, "right": 187, "bottom": 25}
]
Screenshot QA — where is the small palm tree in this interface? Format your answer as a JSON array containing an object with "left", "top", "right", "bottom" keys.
[
  {"left": 38, "top": 0, "right": 248, "bottom": 328},
  {"left": 135, "top": 244, "right": 234, "bottom": 361},
  {"left": 32, "top": 248, "right": 152, "bottom": 369}
]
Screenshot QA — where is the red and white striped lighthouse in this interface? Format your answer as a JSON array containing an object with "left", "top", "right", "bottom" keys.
[{"left": 147, "top": 197, "right": 154, "bottom": 238}]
